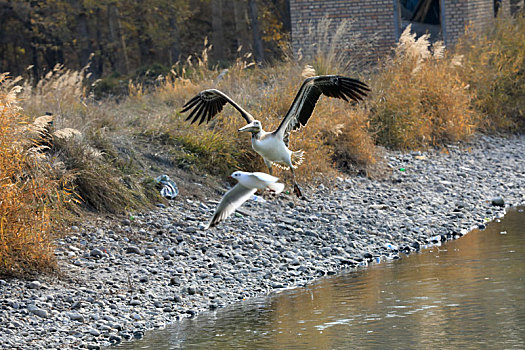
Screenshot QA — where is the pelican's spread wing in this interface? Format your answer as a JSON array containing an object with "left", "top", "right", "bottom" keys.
[
  {"left": 207, "top": 184, "right": 257, "bottom": 228},
  {"left": 180, "top": 89, "right": 254, "bottom": 125},
  {"left": 276, "top": 75, "right": 370, "bottom": 141}
]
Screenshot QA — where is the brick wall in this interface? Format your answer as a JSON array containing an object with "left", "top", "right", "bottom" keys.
[
  {"left": 289, "top": 0, "right": 397, "bottom": 60},
  {"left": 444, "top": 0, "right": 510, "bottom": 47},
  {"left": 290, "top": 0, "right": 510, "bottom": 60},
  {"left": 443, "top": 0, "right": 469, "bottom": 45}
]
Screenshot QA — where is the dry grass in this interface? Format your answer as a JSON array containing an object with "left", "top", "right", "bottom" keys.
[
  {"left": 0, "top": 74, "right": 65, "bottom": 276},
  {"left": 5, "top": 15, "right": 522, "bottom": 212},
  {"left": 456, "top": 14, "right": 525, "bottom": 131},
  {"left": 369, "top": 26, "right": 479, "bottom": 149},
  {"left": 18, "top": 65, "right": 159, "bottom": 215}
]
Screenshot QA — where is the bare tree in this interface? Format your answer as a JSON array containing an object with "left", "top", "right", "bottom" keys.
[
  {"left": 248, "top": 0, "right": 264, "bottom": 63},
  {"left": 233, "top": 0, "right": 250, "bottom": 52},
  {"left": 211, "top": 0, "right": 226, "bottom": 61}
]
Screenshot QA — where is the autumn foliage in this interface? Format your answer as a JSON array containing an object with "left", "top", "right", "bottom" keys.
[
  {"left": 456, "top": 14, "right": 525, "bottom": 131},
  {"left": 369, "top": 27, "right": 479, "bottom": 149},
  {"left": 0, "top": 74, "right": 62, "bottom": 276}
]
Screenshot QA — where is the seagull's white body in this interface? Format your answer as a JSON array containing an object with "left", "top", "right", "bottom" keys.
[
  {"left": 234, "top": 171, "right": 282, "bottom": 190},
  {"left": 206, "top": 171, "right": 284, "bottom": 229}
]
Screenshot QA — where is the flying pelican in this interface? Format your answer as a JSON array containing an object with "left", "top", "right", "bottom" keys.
[
  {"left": 181, "top": 75, "right": 369, "bottom": 197},
  {"left": 207, "top": 171, "right": 284, "bottom": 229}
]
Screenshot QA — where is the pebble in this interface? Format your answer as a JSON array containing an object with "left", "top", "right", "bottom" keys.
[
  {"left": 145, "top": 248, "right": 156, "bottom": 256},
  {"left": 27, "top": 281, "right": 41, "bottom": 289},
  {"left": 0, "top": 135, "right": 524, "bottom": 350},
  {"left": 126, "top": 246, "right": 142, "bottom": 254},
  {"left": 67, "top": 312, "right": 85, "bottom": 322},
  {"left": 109, "top": 335, "right": 122, "bottom": 344},
  {"left": 27, "top": 305, "right": 48, "bottom": 318},
  {"left": 491, "top": 197, "right": 505, "bottom": 207},
  {"left": 88, "top": 328, "right": 100, "bottom": 336},
  {"left": 90, "top": 248, "right": 105, "bottom": 258}
]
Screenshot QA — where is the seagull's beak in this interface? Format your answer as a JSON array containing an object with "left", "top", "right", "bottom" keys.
[{"left": 238, "top": 122, "right": 258, "bottom": 133}]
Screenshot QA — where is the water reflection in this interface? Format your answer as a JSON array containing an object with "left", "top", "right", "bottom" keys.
[{"left": 116, "top": 207, "right": 525, "bottom": 349}]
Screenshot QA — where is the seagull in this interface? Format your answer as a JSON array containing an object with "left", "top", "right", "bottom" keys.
[
  {"left": 206, "top": 171, "right": 284, "bottom": 229},
  {"left": 181, "top": 75, "right": 369, "bottom": 197}
]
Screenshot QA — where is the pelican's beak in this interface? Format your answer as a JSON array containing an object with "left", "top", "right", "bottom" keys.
[{"left": 238, "top": 122, "right": 258, "bottom": 133}]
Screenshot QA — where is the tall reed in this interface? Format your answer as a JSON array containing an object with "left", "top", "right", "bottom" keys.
[
  {"left": 0, "top": 74, "right": 62, "bottom": 276},
  {"left": 370, "top": 26, "right": 479, "bottom": 149}
]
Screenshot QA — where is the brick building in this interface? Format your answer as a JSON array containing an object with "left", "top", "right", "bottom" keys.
[{"left": 290, "top": 0, "right": 511, "bottom": 60}]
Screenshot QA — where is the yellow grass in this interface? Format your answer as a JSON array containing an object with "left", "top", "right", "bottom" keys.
[
  {"left": 456, "top": 13, "right": 525, "bottom": 131},
  {"left": 0, "top": 74, "right": 64, "bottom": 276},
  {"left": 370, "top": 27, "right": 479, "bottom": 149}
]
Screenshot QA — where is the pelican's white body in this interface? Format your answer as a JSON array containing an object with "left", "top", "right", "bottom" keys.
[{"left": 251, "top": 131, "right": 293, "bottom": 168}]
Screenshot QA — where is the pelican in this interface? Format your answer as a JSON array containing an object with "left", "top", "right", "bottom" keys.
[
  {"left": 181, "top": 75, "right": 369, "bottom": 197},
  {"left": 207, "top": 171, "right": 284, "bottom": 229}
]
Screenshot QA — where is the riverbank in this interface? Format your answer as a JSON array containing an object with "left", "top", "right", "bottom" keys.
[{"left": 1, "top": 134, "right": 524, "bottom": 349}]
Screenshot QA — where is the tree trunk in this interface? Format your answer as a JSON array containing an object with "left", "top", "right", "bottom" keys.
[
  {"left": 108, "top": 3, "right": 129, "bottom": 74},
  {"left": 90, "top": 6, "right": 104, "bottom": 78},
  {"left": 30, "top": 27, "right": 40, "bottom": 79},
  {"left": 233, "top": 0, "right": 250, "bottom": 52},
  {"left": 211, "top": 0, "right": 226, "bottom": 61},
  {"left": 248, "top": 0, "right": 264, "bottom": 63},
  {"left": 73, "top": 0, "right": 92, "bottom": 68},
  {"left": 169, "top": 18, "right": 180, "bottom": 64}
]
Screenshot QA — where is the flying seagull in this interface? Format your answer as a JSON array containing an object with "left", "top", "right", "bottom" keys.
[
  {"left": 207, "top": 171, "right": 284, "bottom": 229},
  {"left": 181, "top": 75, "right": 369, "bottom": 197}
]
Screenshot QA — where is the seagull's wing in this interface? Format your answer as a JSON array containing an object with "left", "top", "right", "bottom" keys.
[
  {"left": 180, "top": 89, "right": 254, "bottom": 125},
  {"left": 248, "top": 173, "right": 284, "bottom": 194},
  {"left": 251, "top": 172, "right": 280, "bottom": 184},
  {"left": 207, "top": 184, "right": 257, "bottom": 229},
  {"left": 275, "top": 75, "right": 369, "bottom": 141}
]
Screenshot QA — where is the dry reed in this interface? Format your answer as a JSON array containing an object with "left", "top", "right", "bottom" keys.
[{"left": 0, "top": 74, "right": 63, "bottom": 276}]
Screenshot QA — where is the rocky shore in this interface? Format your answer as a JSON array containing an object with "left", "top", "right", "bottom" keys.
[{"left": 1, "top": 135, "right": 524, "bottom": 349}]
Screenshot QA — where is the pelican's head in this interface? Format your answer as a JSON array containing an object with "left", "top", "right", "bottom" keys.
[{"left": 238, "top": 120, "right": 262, "bottom": 133}]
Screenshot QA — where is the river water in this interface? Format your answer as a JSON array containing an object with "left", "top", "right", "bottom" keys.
[{"left": 117, "top": 207, "right": 525, "bottom": 349}]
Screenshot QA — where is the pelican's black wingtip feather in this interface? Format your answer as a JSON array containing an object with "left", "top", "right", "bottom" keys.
[
  {"left": 208, "top": 213, "right": 221, "bottom": 228},
  {"left": 180, "top": 98, "right": 200, "bottom": 113},
  {"left": 184, "top": 101, "right": 203, "bottom": 121},
  {"left": 342, "top": 85, "right": 366, "bottom": 100},
  {"left": 197, "top": 108, "right": 207, "bottom": 125},
  {"left": 182, "top": 95, "right": 200, "bottom": 108},
  {"left": 345, "top": 79, "right": 371, "bottom": 93},
  {"left": 190, "top": 103, "right": 206, "bottom": 124},
  {"left": 340, "top": 82, "right": 370, "bottom": 99}
]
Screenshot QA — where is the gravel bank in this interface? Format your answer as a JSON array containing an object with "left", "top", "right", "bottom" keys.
[{"left": 1, "top": 135, "right": 524, "bottom": 349}]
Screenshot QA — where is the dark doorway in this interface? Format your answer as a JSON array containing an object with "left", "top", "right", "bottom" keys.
[{"left": 398, "top": 0, "right": 442, "bottom": 42}]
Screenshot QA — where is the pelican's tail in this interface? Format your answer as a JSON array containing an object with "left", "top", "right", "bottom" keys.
[
  {"left": 273, "top": 163, "right": 290, "bottom": 170},
  {"left": 272, "top": 150, "right": 305, "bottom": 171},
  {"left": 267, "top": 182, "right": 285, "bottom": 194},
  {"left": 291, "top": 150, "right": 305, "bottom": 169}
]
